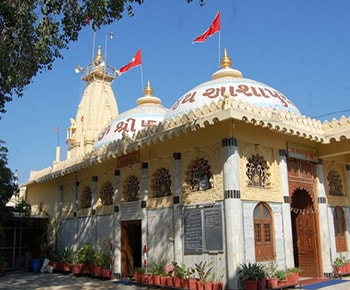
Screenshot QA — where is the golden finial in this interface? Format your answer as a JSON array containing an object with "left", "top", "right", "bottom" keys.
[
  {"left": 94, "top": 46, "right": 104, "bottom": 66},
  {"left": 220, "top": 48, "right": 232, "bottom": 68},
  {"left": 144, "top": 80, "right": 153, "bottom": 96}
]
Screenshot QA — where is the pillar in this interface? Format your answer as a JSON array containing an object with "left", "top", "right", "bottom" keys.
[
  {"left": 222, "top": 137, "right": 243, "bottom": 289},
  {"left": 173, "top": 153, "right": 182, "bottom": 262},
  {"left": 113, "top": 169, "right": 121, "bottom": 278},
  {"left": 140, "top": 162, "right": 149, "bottom": 269},
  {"left": 92, "top": 176, "right": 98, "bottom": 245}
]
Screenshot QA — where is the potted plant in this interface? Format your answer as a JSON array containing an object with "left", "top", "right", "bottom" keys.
[
  {"left": 149, "top": 261, "right": 166, "bottom": 285},
  {"left": 70, "top": 250, "right": 83, "bottom": 275},
  {"left": 173, "top": 262, "right": 187, "bottom": 288},
  {"left": 134, "top": 267, "right": 145, "bottom": 283},
  {"left": 275, "top": 269, "right": 287, "bottom": 286},
  {"left": 333, "top": 255, "right": 347, "bottom": 275},
  {"left": 195, "top": 261, "right": 213, "bottom": 290},
  {"left": 256, "top": 263, "right": 266, "bottom": 290},
  {"left": 286, "top": 267, "right": 302, "bottom": 284},
  {"left": 99, "top": 252, "right": 111, "bottom": 279},
  {"left": 238, "top": 262, "right": 260, "bottom": 290},
  {"left": 264, "top": 261, "right": 278, "bottom": 289},
  {"left": 77, "top": 244, "right": 94, "bottom": 276},
  {"left": 60, "top": 246, "right": 73, "bottom": 273}
]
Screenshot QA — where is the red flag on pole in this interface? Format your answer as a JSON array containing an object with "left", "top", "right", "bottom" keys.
[
  {"left": 193, "top": 11, "right": 220, "bottom": 43},
  {"left": 119, "top": 49, "right": 142, "bottom": 73}
]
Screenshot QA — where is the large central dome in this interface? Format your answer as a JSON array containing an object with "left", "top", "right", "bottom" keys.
[{"left": 165, "top": 49, "right": 301, "bottom": 120}]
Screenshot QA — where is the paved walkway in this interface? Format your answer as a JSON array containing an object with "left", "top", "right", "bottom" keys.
[{"left": 1, "top": 271, "right": 350, "bottom": 290}]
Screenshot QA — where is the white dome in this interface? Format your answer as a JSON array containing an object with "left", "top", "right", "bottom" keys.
[
  {"left": 165, "top": 49, "right": 301, "bottom": 120},
  {"left": 93, "top": 82, "right": 168, "bottom": 148}
]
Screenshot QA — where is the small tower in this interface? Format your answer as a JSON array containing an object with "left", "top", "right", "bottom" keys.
[{"left": 66, "top": 46, "right": 119, "bottom": 159}]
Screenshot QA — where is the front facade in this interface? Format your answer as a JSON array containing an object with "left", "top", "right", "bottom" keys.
[{"left": 21, "top": 47, "right": 350, "bottom": 289}]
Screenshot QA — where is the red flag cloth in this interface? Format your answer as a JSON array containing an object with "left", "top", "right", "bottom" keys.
[
  {"left": 193, "top": 11, "right": 220, "bottom": 43},
  {"left": 119, "top": 49, "right": 142, "bottom": 73},
  {"left": 87, "top": 17, "right": 91, "bottom": 25}
]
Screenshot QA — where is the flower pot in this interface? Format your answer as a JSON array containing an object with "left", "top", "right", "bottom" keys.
[
  {"left": 197, "top": 281, "right": 205, "bottom": 290},
  {"left": 82, "top": 264, "right": 92, "bottom": 276},
  {"left": 188, "top": 278, "right": 198, "bottom": 290},
  {"left": 101, "top": 268, "right": 112, "bottom": 279},
  {"left": 153, "top": 274, "right": 161, "bottom": 285},
  {"left": 160, "top": 276, "right": 167, "bottom": 286},
  {"left": 257, "top": 277, "right": 266, "bottom": 290},
  {"left": 278, "top": 280, "right": 287, "bottom": 286},
  {"left": 144, "top": 274, "right": 153, "bottom": 284},
  {"left": 173, "top": 276, "right": 182, "bottom": 288},
  {"left": 244, "top": 279, "right": 258, "bottom": 290},
  {"left": 266, "top": 278, "right": 278, "bottom": 289},
  {"left": 60, "top": 262, "right": 71, "bottom": 273},
  {"left": 70, "top": 263, "right": 83, "bottom": 275},
  {"left": 93, "top": 265, "right": 102, "bottom": 277},
  {"left": 134, "top": 271, "right": 144, "bottom": 283},
  {"left": 286, "top": 272, "right": 299, "bottom": 284},
  {"left": 166, "top": 276, "right": 174, "bottom": 287},
  {"left": 212, "top": 281, "right": 223, "bottom": 290},
  {"left": 204, "top": 281, "right": 213, "bottom": 290},
  {"left": 182, "top": 278, "right": 189, "bottom": 289},
  {"left": 51, "top": 261, "right": 60, "bottom": 273}
]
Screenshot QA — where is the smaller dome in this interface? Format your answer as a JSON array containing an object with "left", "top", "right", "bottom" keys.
[
  {"left": 93, "top": 81, "right": 168, "bottom": 148},
  {"left": 165, "top": 49, "right": 301, "bottom": 120}
]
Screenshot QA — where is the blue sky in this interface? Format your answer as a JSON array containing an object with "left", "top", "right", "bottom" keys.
[{"left": 1, "top": 0, "right": 350, "bottom": 184}]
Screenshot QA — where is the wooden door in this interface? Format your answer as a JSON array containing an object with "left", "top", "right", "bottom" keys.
[{"left": 294, "top": 211, "right": 318, "bottom": 277}]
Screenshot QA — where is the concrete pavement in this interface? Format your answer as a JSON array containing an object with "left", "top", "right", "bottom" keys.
[{"left": 1, "top": 271, "right": 350, "bottom": 290}]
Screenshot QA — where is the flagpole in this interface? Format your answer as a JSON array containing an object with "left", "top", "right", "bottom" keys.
[
  {"left": 218, "top": 31, "right": 221, "bottom": 67},
  {"left": 92, "top": 31, "right": 96, "bottom": 62},
  {"left": 140, "top": 65, "right": 144, "bottom": 93}
]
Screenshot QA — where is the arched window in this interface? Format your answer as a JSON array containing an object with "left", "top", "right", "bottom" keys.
[
  {"left": 100, "top": 182, "right": 114, "bottom": 205},
  {"left": 327, "top": 170, "right": 343, "bottom": 196},
  {"left": 125, "top": 175, "right": 140, "bottom": 201},
  {"left": 246, "top": 154, "right": 269, "bottom": 188},
  {"left": 254, "top": 203, "right": 275, "bottom": 261},
  {"left": 80, "top": 186, "right": 92, "bottom": 209},
  {"left": 334, "top": 206, "right": 347, "bottom": 252},
  {"left": 152, "top": 168, "right": 172, "bottom": 197},
  {"left": 188, "top": 158, "right": 212, "bottom": 191}
]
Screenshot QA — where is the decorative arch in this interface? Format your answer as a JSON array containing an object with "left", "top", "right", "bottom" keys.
[
  {"left": 187, "top": 157, "right": 213, "bottom": 191},
  {"left": 290, "top": 187, "right": 316, "bottom": 214},
  {"left": 100, "top": 181, "right": 113, "bottom": 205},
  {"left": 80, "top": 186, "right": 92, "bottom": 209},
  {"left": 124, "top": 175, "right": 140, "bottom": 202},
  {"left": 253, "top": 202, "right": 275, "bottom": 261},
  {"left": 152, "top": 168, "right": 172, "bottom": 197},
  {"left": 334, "top": 206, "right": 347, "bottom": 252}
]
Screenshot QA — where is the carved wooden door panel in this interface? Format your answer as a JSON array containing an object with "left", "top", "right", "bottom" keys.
[{"left": 295, "top": 212, "right": 318, "bottom": 277}]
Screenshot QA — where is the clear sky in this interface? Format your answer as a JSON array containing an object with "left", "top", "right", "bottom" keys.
[{"left": 1, "top": 0, "right": 350, "bottom": 184}]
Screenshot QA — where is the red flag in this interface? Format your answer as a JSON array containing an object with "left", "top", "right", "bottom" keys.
[
  {"left": 54, "top": 126, "right": 59, "bottom": 133},
  {"left": 87, "top": 17, "right": 91, "bottom": 25},
  {"left": 193, "top": 11, "right": 220, "bottom": 43},
  {"left": 119, "top": 49, "right": 142, "bottom": 73}
]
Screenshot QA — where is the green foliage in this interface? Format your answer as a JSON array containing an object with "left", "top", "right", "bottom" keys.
[
  {"left": 149, "top": 261, "right": 166, "bottom": 276},
  {"left": 76, "top": 244, "right": 94, "bottom": 264},
  {"left": 263, "top": 261, "right": 278, "bottom": 279},
  {"left": 0, "top": 140, "right": 17, "bottom": 231},
  {"left": 0, "top": 0, "right": 205, "bottom": 115},
  {"left": 238, "top": 262, "right": 261, "bottom": 281},
  {"left": 61, "top": 246, "right": 73, "bottom": 263},
  {"left": 286, "top": 267, "right": 303, "bottom": 274},
  {"left": 195, "top": 261, "right": 213, "bottom": 282},
  {"left": 173, "top": 261, "right": 193, "bottom": 279},
  {"left": 99, "top": 253, "right": 110, "bottom": 269},
  {"left": 275, "top": 270, "right": 287, "bottom": 281},
  {"left": 333, "top": 255, "right": 346, "bottom": 268},
  {"left": 134, "top": 267, "right": 145, "bottom": 273}
]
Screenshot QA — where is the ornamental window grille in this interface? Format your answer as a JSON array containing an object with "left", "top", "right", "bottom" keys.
[
  {"left": 80, "top": 186, "right": 92, "bottom": 209},
  {"left": 253, "top": 202, "right": 275, "bottom": 261},
  {"left": 126, "top": 175, "right": 140, "bottom": 201},
  {"left": 100, "top": 181, "right": 114, "bottom": 205},
  {"left": 152, "top": 168, "right": 172, "bottom": 197},
  {"left": 334, "top": 206, "right": 347, "bottom": 252},
  {"left": 327, "top": 169, "right": 343, "bottom": 196},
  {"left": 188, "top": 158, "right": 212, "bottom": 191},
  {"left": 246, "top": 154, "right": 269, "bottom": 188}
]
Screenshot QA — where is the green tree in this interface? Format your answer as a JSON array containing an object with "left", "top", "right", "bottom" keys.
[
  {"left": 0, "top": 0, "right": 204, "bottom": 116},
  {"left": 0, "top": 140, "right": 18, "bottom": 236}
]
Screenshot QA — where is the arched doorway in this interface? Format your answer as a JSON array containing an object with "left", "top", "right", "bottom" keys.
[{"left": 291, "top": 189, "right": 320, "bottom": 277}]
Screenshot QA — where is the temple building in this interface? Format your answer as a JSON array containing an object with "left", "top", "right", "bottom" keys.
[{"left": 20, "top": 46, "right": 350, "bottom": 289}]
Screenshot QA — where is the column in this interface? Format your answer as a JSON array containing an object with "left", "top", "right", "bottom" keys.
[
  {"left": 279, "top": 149, "right": 293, "bottom": 268},
  {"left": 92, "top": 176, "right": 98, "bottom": 245},
  {"left": 74, "top": 181, "right": 79, "bottom": 249},
  {"left": 173, "top": 153, "right": 182, "bottom": 262},
  {"left": 222, "top": 137, "right": 243, "bottom": 290},
  {"left": 140, "top": 162, "right": 148, "bottom": 270},
  {"left": 316, "top": 160, "right": 333, "bottom": 277},
  {"left": 113, "top": 169, "right": 121, "bottom": 278},
  {"left": 57, "top": 185, "right": 63, "bottom": 250}
]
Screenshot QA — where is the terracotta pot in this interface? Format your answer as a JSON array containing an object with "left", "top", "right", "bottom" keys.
[
  {"left": 82, "top": 264, "right": 92, "bottom": 276},
  {"left": 70, "top": 263, "right": 83, "bottom": 275},
  {"left": 144, "top": 274, "right": 153, "bottom": 284},
  {"left": 182, "top": 278, "right": 189, "bottom": 289},
  {"left": 101, "top": 268, "right": 112, "bottom": 279},
  {"left": 188, "top": 278, "right": 198, "bottom": 290},
  {"left": 197, "top": 281, "right": 205, "bottom": 290},
  {"left": 51, "top": 261, "right": 60, "bottom": 272},
  {"left": 286, "top": 272, "right": 299, "bottom": 284},
  {"left": 134, "top": 271, "right": 144, "bottom": 283},
  {"left": 244, "top": 279, "right": 258, "bottom": 290},
  {"left": 173, "top": 276, "right": 182, "bottom": 288},
  {"left": 60, "top": 262, "right": 71, "bottom": 272},
  {"left": 278, "top": 280, "right": 287, "bottom": 286},
  {"left": 93, "top": 265, "right": 102, "bottom": 277},
  {"left": 266, "top": 278, "right": 278, "bottom": 288},
  {"left": 204, "top": 281, "right": 213, "bottom": 290},
  {"left": 212, "top": 281, "right": 223, "bottom": 290},
  {"left": 160, "top": 276, "right": 167, "bottom": 286},
  {"left": 153, "top": 274, "right": 161, "bottom": 285},
  {"left": 257, "top": 277, "right": 266, "bottom": 290},
  {"left": 166, "top": 276, "right": 174, "bottom": 287}
]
